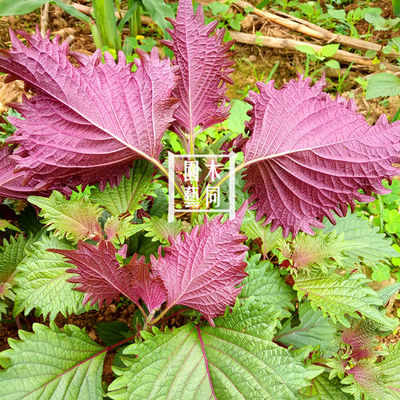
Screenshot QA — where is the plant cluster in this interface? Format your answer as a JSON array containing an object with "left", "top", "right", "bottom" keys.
[
  {"left": 1, "top": 0, "right": 400, "bottom": 398},
  {"left": 262, "top": 0, "right": 400, "bottom": 38},
  {"left": 254, "top": 0, "right": 400, "bottom": 101},
  {"left": 0, "top": 0, "right": 175, "bottom": 57}
]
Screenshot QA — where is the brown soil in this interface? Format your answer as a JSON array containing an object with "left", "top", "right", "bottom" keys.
[
  {"left": 347, "top": 0, "right": 400, "bottom": 41},
  {"left": 0, "top": 5, "right": 95, "bottom": 52},
  {"left": 0, "top": 300, "right": 137, "bottom": 384},
  {"left": 0, "top": 75, "right": 24, "bottom": 113},
  {"left": 1, "top": 1, "right": 399, "bottom": 120},
  {"left": 381, "top": 299, "right": 400, "bottom": 347}
]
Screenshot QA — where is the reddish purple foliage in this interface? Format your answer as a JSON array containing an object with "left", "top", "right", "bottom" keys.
[
  {"left": 341, "top": 322, "right": 375, "bottom": 361},
  {"left": 52, "top": 241, "right": 138, "bottom": 306},
  {"left": 162, "top": 0, "right": 234, "bottom": 134},
  {"left": 151, "top": 204, "right": 248, "bottom": 326},
  {"left": 347, "top": 363, "right": 380, "bottom": 394},
  {"left": 243, "top": 77, "right": 400, "bottom": 237},
  {"left": 0, "top": 146, "right": 49, "bottom": 200},
  {"left": 0, "top": 29, "right": 178, "bottom": 192},
  {"left": 51, "top": 241, "right": 166, "bottom": 312},
  {"left": 127, "top": 254, "right": 167, "bottom": 313}
]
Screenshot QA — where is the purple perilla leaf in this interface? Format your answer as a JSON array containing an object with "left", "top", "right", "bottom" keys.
[
  {"left": 51, "top": 240, "right": 166, "bottom": 312},
  {"left": 162, "top": 0, "right": 234, "bottom": 136},
  {"left": 243, "top": 76, "right": 400, "bottom": 237},
  {"left": 151, "top": 204, "right": 248, "bottom": 326},
  {"left": 127, "top": 254, "right": 167, "bottom": 313},
  {"left": 0, "top": 29, "right": 178, "bottom": 191},
  {"left": 341, "top": 322, "right": 375, "bottom": 361},
  {"left": 0, "top": 146, "right": 50, "bottom": 200}
]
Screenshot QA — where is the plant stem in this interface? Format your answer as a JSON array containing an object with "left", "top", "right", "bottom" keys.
[
  {"left": 186, "top": 127, "right": 199, "bottom": 219},
  {"left": 188, "top": 128, "right": 195, "bottom": 156},
  {"left": 163, "top": 307, "right": 191, "bottom": 322},
  {"left": 198, "top": 162, "right": 245, "bottom": 207},
  {"left": 377, "top": 194, "right": 384, "bottom": 233},
  {"left": 135, "top": 4, "right": 141, "bottom": 35},
  {"left": 90, "top": 21, "right": 103, "bottom": 49},
  {"left": 143, "top": 310, "right": 155, "bottom": 332},
  {"left": 148, "top": 304, "right": 173, "bottom": 326},
  {"left": 15, "top": 315, "right": 22, "bottom": 330},
  {"left": 136, "top": 303, "right": 148, "bottom": 320},
  {"left": 93, "top": 0, "right": 121, "bottom": 51},
  {"left": 128, "top": 0, "right": 141, "bottom": 36},
  {"left": 153, "top": 159, "right": 185, "bottom": 200}
]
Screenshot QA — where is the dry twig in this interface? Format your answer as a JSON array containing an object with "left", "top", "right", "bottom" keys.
[
  {"left": 229, "top": 31, "right": 400, "bottom": 72},
  {"left": 233, "top": 0, "right": 398, "bottom": 57},
  {"left": 40, "top": 3, "right": 50, "bottom": 37}
]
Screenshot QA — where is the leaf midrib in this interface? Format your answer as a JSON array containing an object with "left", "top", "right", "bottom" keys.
[
  {"left": 19, "top": 342, "right": 105, "bottom": 399},
  {"left": 200, "top": 326, "right": 300, "bottom": 399}
]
